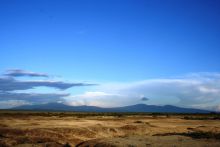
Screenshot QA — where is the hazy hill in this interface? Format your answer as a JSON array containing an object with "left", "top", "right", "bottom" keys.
[{"left": 12, "top": 103, "right": 210, "bottom": 113}]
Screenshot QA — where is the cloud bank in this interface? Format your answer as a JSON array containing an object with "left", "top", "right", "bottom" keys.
[{"left": 65, "top": 72, "right": 220, "bottom": 111}]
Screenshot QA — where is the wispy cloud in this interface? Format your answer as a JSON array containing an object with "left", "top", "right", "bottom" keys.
[
  {"left": 0, "top": 69, "right": 96, "bottom": 91},
  {"left": 4, "top": 69, "right": 49, "bottom": 77},
  {"left": 0, "top": 77, "right": 94, "bottom": 91}
]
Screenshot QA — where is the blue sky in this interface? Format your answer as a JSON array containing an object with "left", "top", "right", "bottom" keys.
[{"left": 0, "top": 0, "right": 220, "bottom": 110}]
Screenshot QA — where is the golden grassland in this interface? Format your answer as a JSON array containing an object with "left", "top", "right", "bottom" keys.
[{"left": 0, "top": 111, "right": 220, "bottom": 147}]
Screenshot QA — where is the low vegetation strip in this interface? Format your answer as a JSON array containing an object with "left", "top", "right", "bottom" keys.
[
  {"left": 183, "top": 115, "right": 220, "bottom": 120},
  {"left": 0, "top": 110, "right": 219, "bottom": 118},
  {"left": 154, "top": 131, "right": 220, "bottom": 140}
]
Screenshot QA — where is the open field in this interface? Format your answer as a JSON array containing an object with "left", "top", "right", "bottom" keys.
[{"left": 0, "top": 111, "right": 220, "bottom": 147}]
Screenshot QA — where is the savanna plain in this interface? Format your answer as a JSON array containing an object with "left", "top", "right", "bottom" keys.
[{"left": 0, "top": 111, "right": 220, "bottom": 147}]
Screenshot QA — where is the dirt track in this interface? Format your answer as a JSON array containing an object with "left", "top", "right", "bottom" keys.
[{"left": 0, "top": 113, "right": 220, "bottom": 147}]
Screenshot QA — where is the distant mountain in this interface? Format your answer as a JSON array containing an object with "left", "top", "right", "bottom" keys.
[{"left": 11, "top": 103, "right": 210, "bottom": 113}]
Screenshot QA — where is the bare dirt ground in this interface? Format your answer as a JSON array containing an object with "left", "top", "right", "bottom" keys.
[{"left": 0, "top": 112, "right": 220, "bottom": 147}]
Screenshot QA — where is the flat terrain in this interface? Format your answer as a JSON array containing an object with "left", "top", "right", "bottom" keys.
[{"left": 0, "top": 111, "right": 220, "bottom": 147}]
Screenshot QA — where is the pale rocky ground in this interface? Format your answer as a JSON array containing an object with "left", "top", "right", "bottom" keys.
[{"left": 0, "top": 113, "right": 220, "bottom": 147}]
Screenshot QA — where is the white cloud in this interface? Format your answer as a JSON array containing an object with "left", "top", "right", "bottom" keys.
[
  {"left": 65, "top": 91, "right": 128, "bottom": 107},
  {"left": 72, "top": 91, "right": 118, "bottom": 98}
]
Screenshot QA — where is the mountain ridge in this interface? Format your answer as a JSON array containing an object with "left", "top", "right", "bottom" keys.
[{"left": 11, "top": 103, "right": 210, "bottom": 113}]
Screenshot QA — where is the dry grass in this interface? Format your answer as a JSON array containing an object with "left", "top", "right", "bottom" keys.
[{"left": 0, "top": 111, "right": 220, "bottom": 146}]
